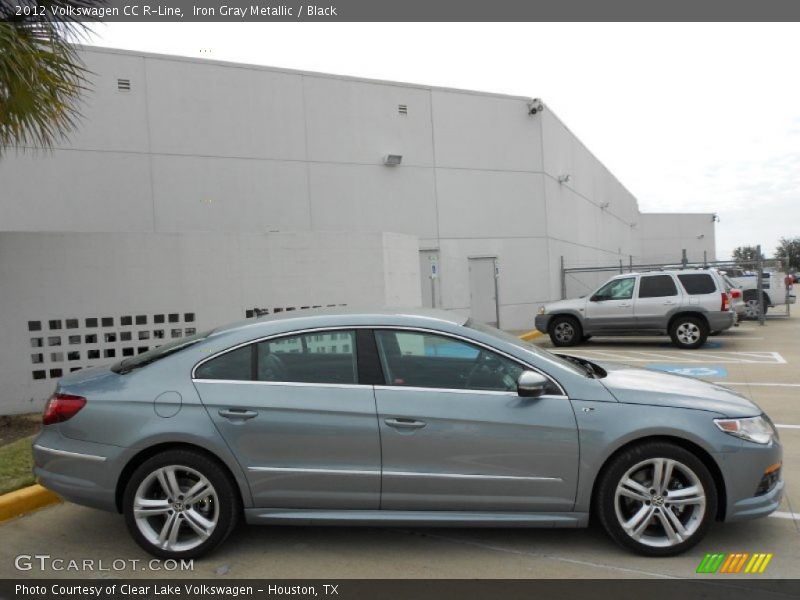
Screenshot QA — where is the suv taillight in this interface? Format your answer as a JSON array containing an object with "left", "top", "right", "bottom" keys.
[
  {"left": 731, "top": 289, "right": 741, "bottom": 299},
  {"left": 721, "top": 292, "right": 731, "bottom": 312},
  {"left": 43, "top": 393, "right": 86, "bottom": 425}
]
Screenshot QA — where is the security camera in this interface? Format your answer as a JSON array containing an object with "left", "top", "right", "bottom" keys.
[{"left": 528, "top": 98, "right": 544, "bottom": 115}]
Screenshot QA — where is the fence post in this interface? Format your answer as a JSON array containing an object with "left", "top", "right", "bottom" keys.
[
  {"left": 629, "top": 255, "right": 633, "bottom": 272},
  {"left": 681, "top": 249, "right": 688, "bottom": 268},
  {"left": 560, "top": 255, "right": 566, "bottom": 300},
  {"left": 757, "top": 245, "right": 765, "bottom": 326}
]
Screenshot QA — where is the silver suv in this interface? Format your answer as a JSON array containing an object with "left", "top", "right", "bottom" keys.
[{"left": 535, "top": 270, "right": 735, "bottom": 349}]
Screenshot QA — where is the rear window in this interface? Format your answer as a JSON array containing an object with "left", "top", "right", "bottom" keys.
[
  {"left": 638, "top": 275, "right": 678, "bottom": 298},
  {"left": 677, "top": 273, "right": 717, "bottom": 295}
]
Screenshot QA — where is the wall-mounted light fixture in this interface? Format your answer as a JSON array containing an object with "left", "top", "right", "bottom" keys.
[
  {"left": 557, "top": 174, "right": 570, "bottom": 184},
  {"left": 600, "top": 201, "right": 611, "bottom": 210},
  {"left": 697, "top": 234, "right": 705, "bottom": 240},
  {"left": 712, "top": 213, "right": 720, "bottom": 223},
  {"left": 630, "top": 222, "right": 638, "bottom": 228},
  {"left": 383, "top": 154, "right": 402, "bottom": 166},
  {"left": 528, "top": 98, "right": 544, "bottom": 115}
]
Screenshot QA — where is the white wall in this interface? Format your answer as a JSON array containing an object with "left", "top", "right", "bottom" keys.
[
  {"left": 0, "top": 231, "right": 419, "bottom": 414},
  {"left": 639, "top": 213, "right": 717, "bottom": 265}
]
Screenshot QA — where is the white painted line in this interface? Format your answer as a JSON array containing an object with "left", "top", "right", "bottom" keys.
[
  {"left": 770, "top": 511, "right": 800, "bottom": 521},
  {"left": 568, "top": 350, "right": 787, "bottom": 364},
  {"left": 713, "top": 382, "right": 800, "bottom": 387},
  {"left": 775, "top": 424, "right": 800, "bottom": 430}
]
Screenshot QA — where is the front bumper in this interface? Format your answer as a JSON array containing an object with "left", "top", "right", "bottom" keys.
[
  {"left": 722, "top": 438, "right": 784, "bottom": 522},
  {"left": 534, "top": 314, "right": 552, "bottom": 334}
]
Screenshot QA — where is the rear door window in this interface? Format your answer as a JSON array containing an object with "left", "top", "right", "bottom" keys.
[
  {"left": 638, "top": 275, "right": 679, "bottom": 298},
  {"left": 677, "top": 273, "right": 717, "bottom": 294},
  {"left": 257, "top": 330, "right": 357, "bottom": 384}
]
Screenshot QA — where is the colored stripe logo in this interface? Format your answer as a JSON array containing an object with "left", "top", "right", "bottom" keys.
[{"left": 696, "top": 553, "right": 773, "bottom": 574}]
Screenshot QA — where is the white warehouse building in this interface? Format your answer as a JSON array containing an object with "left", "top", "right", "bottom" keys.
[{"left": 0, "top": 47, "right": 716, "bottom": 414}]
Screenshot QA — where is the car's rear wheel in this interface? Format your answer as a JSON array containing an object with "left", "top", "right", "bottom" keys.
[
  {"left": 549, "top": 316, "right": 582, "bottom": 347},
  {"left": 669, "top": 316, "right": 707, "bottom": 349},
  {"left": 123, "top": 449, "right": 239, "bottom": 559},
  {"left": 596, "top": 442, "right": 717, "bottom": 556}
]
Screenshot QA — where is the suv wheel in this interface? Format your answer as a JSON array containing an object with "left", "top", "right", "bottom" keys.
[
  {"left": 549, "top": 316, "right": 581, "bottom": 347},
  {"left": 123, "top": 449, "right": 239, "bottom": 559},
  {"left": 669, "top": 316, "right": 707, "bottom": 349},
  {"left": 596, "top": 441, "right": 717, "bottom": 556}
]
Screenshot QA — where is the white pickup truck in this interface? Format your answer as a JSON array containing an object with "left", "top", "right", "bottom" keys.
[{"left": 726, "top": 268, "right": 796, "bottom": 318}]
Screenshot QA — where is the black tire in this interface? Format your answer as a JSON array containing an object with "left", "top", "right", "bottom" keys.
[
  {"left": 595, "top": 441, "right": 717, "bottom": 557},
  {"left": 743, "top": 291, "right": 769, "bottom": 320},
  {"left": 548, "top": 316, "right": 582, "bottom": 347},
  {"left": 669, "top": 315, "right": 708, "bottom": 349},
  {"left": 123, "top": 449, "right": 239, "bottom": 559}
]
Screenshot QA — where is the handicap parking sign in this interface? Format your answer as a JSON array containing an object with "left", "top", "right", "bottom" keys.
[{"left": 647, "top": 364, "right": 728, "bottom": 378}]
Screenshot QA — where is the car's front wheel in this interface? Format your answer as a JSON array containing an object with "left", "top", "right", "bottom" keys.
[
  {"left": 596, "top": 442, "right": 717, "bottom": 556},
  {"left": 669, "top": 316, "right": 708, "bottom": 349},
  {"left": 548, "top": 316, "right": 582, "bottom": 347},
  {"left": 123, "top": 449, "right": 239, "bottom": 559}
]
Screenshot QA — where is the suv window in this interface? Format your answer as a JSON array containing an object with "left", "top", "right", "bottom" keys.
[
  {"left": 257, "top": 330, "right": 357, "bottom": 384},
  {"left": 374, "top": 330, "right": 523, "bottom": 391},
  {"left": 677, "top": 273, "right": 717, "bottom": 295},
  {"left": 194, "top": 344, "right": 252, "bottom": 380},
  {"left": 594, "top": 277, "right": 636, "bottom": 301},
  {"left": 638, "top": 275, "right": 678, "bottom": 298}
]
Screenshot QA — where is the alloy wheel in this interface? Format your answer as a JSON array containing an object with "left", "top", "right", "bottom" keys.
[
  {"left": 614, "top": 457, "right": 706, "bottom": 548},
  {"left": 553, "top": 321, "right": 575, "bottom": 343},
  {"left": 744, "top": 299, "right": 760, "bottom": 319},
  {"left": 675, "top": 322, "right": 700, "bottom": 345}
]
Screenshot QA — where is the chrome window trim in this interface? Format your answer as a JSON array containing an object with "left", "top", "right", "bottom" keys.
[
  {"left": 194, "top": 379, "right": 371, "bottom": 390},
  {"left": 246, "top": 465, "right": 561, "bottom": 482},
  {"left": 191, "top": 325, "right": 566, "bottom": 396},
  {"left": 33, "top": 444, "right": 107, "bottom": 462}
]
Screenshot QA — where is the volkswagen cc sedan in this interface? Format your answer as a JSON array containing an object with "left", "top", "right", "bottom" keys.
[{"left": 33, "top": 308, "right": 783, "bottom": 559}]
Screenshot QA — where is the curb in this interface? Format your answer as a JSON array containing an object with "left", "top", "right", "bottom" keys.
[
  {"left": 519, "top": 329, "right": 543, "bottom": 341},
  {"left": 0, "top": 484, "right": 61, "bottom": 523}
]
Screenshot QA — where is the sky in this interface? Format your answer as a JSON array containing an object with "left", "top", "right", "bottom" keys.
[{"left": 85, "top": 22, "right": 800, "bottom": 260}]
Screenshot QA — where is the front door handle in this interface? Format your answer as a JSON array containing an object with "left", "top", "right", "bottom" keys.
[
  {"left": 219, "top": 409, "right": 258, "bottom": 421},
  {"left": 385, "top": 418, "right": 427, "bottom": 430}
]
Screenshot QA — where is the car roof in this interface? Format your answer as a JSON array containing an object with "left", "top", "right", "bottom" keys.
[{"left": 211, "top": 306, "right": 469, "bottom": 336}]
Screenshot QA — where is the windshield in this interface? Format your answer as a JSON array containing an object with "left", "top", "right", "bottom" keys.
[
  {"left": 111, "top": 329, "right": 212, "bottom": 374},
  {"left": 464, "top": 319, "right": 588, "bottom": 377}
]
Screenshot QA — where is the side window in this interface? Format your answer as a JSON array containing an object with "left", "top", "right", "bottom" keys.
[
  {"left": 677, "top": 273, "right": 716, "bottom": 295},
  {"left": 256, "top": 330, "right": 357, "bottom": 384},
  {"left": 194, "top": 345, "right": 253, "bottom": 380},
  {"left": 638, "top": 275, "right": 678, "bottom": 298},
  {"left": 595, "top": 277, "right": 636, "bottom": 301},
  {"left": 374, "top": 330, "right": 523, "bottom": 392}
]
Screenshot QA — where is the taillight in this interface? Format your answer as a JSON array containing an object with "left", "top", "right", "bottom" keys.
[
  {"left": 731, "top": 289, "right": 741, "bottom": 299},
  {"left": 42, "top": 393, "right": 86, "bottom": 425},
  {"left": 721, "top": 292, "right": 730, "bottom": 312}
]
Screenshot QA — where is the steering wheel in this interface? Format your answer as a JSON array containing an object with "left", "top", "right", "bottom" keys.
[
  {"left": 259, "top": 352, "right": 288, "bottom": 381},
  {"left": 465, "top": 350, "right": 504, "bottom": 389}
]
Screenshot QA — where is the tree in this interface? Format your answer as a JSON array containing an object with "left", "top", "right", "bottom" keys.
[
  {"left": 775, "top": 237, "right": 800, "bottom": 272},
  {"left": 731, "top": 245, "right": 763, "bottom": 264},
  {"left": 0, "top": 1, "right": 103, "bottom": 154}
]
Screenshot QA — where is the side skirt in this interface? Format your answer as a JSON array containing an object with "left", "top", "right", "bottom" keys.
[{"left": 244, "top": 509, "right": 589, "bottom": 528}]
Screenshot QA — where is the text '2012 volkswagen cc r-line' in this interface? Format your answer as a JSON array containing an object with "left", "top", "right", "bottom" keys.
[{"left": 33, "top": 308, "right": 783, "bottom": 559}]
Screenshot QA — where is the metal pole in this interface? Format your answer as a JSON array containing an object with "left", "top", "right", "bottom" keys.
[
  {"left": 560, "top": 255, "right": 566, "bottom": 300},
  {"left": 681, "top": 249, "right": 688, "bottom": 268},
  {"left": 629, "top": 255, "right": 633, "bottom": 272},
  {"left": 493, "top": 258, "right": 501, "bottom": 329},
  {"left": 757, "top": 245, "right": 765, "bottom": 326},
  {"left": 619, "top": 259, "right": 623, "bottom": 274},
  {"left": 703, "top": 250, "right": 707, "bottom": 267}
]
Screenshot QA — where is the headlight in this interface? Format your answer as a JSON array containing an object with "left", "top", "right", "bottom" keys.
[
  {"left": 714, "top": 415, "right": 778, "bottom": 445},
  {"left": 537, "top": 306, "right": 546, "bottom": 315}
]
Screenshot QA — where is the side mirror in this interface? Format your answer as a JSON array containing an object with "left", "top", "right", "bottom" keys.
[{"left": 517, "top": 370, "right": 548, "bottom": 398}]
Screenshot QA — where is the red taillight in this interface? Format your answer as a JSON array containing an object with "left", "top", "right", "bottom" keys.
[
  {"left": 43, "top": 393, "right": 86, "bottom": 425},
  {"left": 721, "top": 292, "right": 730, "bottom": 312},
  {"left": 731, "top": 289, "right": 741, "bottom": 299}
]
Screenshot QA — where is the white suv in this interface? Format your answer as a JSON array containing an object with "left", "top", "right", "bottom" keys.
[{"left": 535, "top": 270, "right": 735, "bottom": 349}]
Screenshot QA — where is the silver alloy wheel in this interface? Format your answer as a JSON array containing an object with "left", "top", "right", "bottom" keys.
[
  {"left": 744, "top": 298, "right": 761, "bottom": 319},
  {"left": 675, "top": 321, "right": 701, "bottom": 345},
  {"left": 133, "top": 465, "right": 219, "bottom": 552},
  {"left": 553, "top": 321, "right": 575, "bottom": 343},
  {"left": 614, "top": 457, "right": 706, "bottom": 548}
]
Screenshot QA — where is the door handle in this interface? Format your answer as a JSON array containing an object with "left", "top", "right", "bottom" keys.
[
  {"left": 663, "top": 300, "right": 676, "bottom": 305},
  {"left": 385, "top": 418, "right": 427, "bottom": 430},
  {"left": 218, "top": 409, "right": 258, "bottom": 421},
  {"left": 618, "top": 303, "right": 631, "bottom": 308}
]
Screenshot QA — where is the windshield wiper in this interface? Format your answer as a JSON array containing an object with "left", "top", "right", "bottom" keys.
[{"left": 556, "top": 353, "right": 598, "bottom": 379}]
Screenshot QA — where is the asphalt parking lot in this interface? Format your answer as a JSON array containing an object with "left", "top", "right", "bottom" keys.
[{"left": 1, "top": 315, "right": 798, "bottom": 580}]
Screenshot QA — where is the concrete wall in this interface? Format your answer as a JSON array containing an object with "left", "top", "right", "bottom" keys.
[
  {"left": 0, "top": 231, "right": 419, "bottom": 414},
  {"left": 639, "top": 213, "right": 717, "bottom": 265}
]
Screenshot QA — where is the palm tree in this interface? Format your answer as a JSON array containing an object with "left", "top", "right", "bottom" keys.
[{"left": 0, "top": 1, "right": 104, "bottom": 154}]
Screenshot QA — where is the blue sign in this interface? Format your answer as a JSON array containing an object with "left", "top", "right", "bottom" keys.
[{"left": 647, "top": 364, "right": 728, "bottom": 378}]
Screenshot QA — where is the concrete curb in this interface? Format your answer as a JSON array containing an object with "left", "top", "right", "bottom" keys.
[
  {"left": 0, "top": 484, "right": 61, "bottom": 523},
  {"left": 519, "top": 329, "right": 543, "bottom": 341}
]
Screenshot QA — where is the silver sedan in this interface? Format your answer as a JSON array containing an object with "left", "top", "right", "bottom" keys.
[{"left": 33, "top": 308, "right": 783, "bottom": 559}]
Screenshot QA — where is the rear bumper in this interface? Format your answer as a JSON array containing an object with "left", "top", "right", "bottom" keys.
[
  {"left": 707, "top": 311, "right": 735, "bottom": 332},
  {"left": 32, "top": 428, "right": 123, "bottom": 512}
]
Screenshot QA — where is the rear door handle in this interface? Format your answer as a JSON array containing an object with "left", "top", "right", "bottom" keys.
[
  {"left": 663, "top": 300, "right": 677, "bottom": 305},
  {"left": 218, "top": 409, "right": 258, "bottom": 421},
  {"left": 619, "top": 303, "right": 631, "bottom": 308},
  {"left": 385, "top": 418, "right": 427, "bottom": 430}
]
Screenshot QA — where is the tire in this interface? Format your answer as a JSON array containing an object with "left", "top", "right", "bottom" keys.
[
  {"left": 548, "top": 316, "right": 582, "bottom": 347},
  {"left": 123, "top": 449, "right": 239, "bottom": 559},
  {"left": 743, "top": 292, "right": 768, "bottom": 320},
  {"left": 595, "top": 441, "right": 717, "bottom": 557},
  {"left": 669, "top": 316, "right": 707, "bottom": 349},
  {"left": 709, "top": 331, "right": 720, "bottom": 336}
]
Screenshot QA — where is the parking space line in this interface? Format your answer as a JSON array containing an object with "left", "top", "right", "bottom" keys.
[
  {"left": 714, "top": 382, "right": 800, "bottom": 387},
  {"left": 770, "top": 511, "right": 800, "bottom": 521},
  {"left": 775, "top": 424, "right": 800, "bottom": 429},
  {"left": 566, "top": 350, "right": 786, "bottom": 364}
]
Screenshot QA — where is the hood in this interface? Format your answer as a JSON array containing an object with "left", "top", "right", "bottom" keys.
[
  {"left": 597, "top": 362, "right": 761, "bottom": 418},
  {"left": 544, "top": 297, "right": 586, "bottom": 313}
]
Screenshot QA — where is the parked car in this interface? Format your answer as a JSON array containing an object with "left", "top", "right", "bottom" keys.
[
  {"left": 33, "top": 308, "right": 782, "bottom": 559},
  {"left": 720, "top": 273, "right": 745, "bottom": 322},
  {"left": 535, "top": 270, "right": 735, "bottom": 349},
  {"left": 726, "top": 268, "right": 797, "bottom": 319}
]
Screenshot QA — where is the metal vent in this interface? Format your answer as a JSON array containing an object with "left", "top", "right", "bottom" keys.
[
  {"left": 398, "top": 104, "right": 408, "bottom": 115},
  {"left": 117, "top": 78, "right": 131, "bottom": 92}
]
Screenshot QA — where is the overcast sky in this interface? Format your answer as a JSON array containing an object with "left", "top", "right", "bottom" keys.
[{"left": 86, "top": 23, "right": 800, "bottom": 260}]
